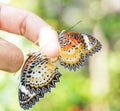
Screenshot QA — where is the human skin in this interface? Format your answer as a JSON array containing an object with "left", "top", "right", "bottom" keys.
[{"left": 0, "top": 3, "right": 59, "bottom": 72}]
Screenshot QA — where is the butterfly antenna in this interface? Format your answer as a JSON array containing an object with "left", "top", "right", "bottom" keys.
[{"left": 66, "top": 20, "right": 82, "bottom": 32}]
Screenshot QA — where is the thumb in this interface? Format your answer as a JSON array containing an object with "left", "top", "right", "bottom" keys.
[{"left": 39, "top": 27, "right": 60, "bottom": 58}]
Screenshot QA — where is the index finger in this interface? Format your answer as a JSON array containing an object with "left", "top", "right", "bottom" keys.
[{"left": 0, "top": 3, "right": 59, "bottom": 58}]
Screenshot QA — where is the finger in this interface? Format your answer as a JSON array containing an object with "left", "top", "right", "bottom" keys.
[
  {"left": 0, "top": 3, "right": 59, "bottom": 58},
  {"left": 0, "top": 38, "right": 24, "bottom": 72},
  {"left": 39, "top": 27, "right": 60, "bottom": 58}
]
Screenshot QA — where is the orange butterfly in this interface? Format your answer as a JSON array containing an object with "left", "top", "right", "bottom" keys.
[{"left": 18, "top": 30, "right": 102, "bottom": 110}]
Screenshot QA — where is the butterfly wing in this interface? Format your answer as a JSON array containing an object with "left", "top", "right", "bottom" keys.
[
  {"left": 18, "top": 84, "right": 39, "bottom": 109},
  {"left": 58, "top": 31, "right": 102, "bottom": 71},
  {"left": 80, "top": 34, "right": 102, "bottom": 56},
  {"left": 19, "top": 51, "right": 61, "bottom": 110}
]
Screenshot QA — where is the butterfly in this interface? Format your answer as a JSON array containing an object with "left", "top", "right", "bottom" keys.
[
  {"left": 18, "top": 51, "right": 61, "bottom": 110},
  {"left": 58, "top": 30, "right": 102, "bottom": 71},
  {"left": 18, "top": 30, "right": 102, "bottom": 110}
]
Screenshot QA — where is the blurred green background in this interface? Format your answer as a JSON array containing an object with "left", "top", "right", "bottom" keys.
[{"left": 0, "top": 0, "right": 120, "bottom": 111}]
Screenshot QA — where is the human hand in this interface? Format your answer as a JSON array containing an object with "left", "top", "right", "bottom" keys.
[{"left": 0, "top": 3, "right": 59, "bottom": 73}]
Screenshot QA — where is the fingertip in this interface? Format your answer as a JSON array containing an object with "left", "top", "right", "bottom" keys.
[
  {"left": 42, "top": 41, "right": 59, "bottom": 58},
  {"left": 39, "top": 27, "right": 59, "bottom": 58},
  {"left": 0, "top": 38, "right": 24, "bottom": 73}
]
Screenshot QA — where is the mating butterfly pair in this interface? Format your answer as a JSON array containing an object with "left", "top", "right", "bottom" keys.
[{"left": 18, "top": 30, "right": 102, "bottom": 110}]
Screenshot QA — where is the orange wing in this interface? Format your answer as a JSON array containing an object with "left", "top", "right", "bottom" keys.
[{"left": 58, "top": 30, "right": 102, "bottom": 71}]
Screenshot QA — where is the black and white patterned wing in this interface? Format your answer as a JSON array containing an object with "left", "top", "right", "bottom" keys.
[{"left": 18, "top": 51, "right": 61, "bottom": 110}]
